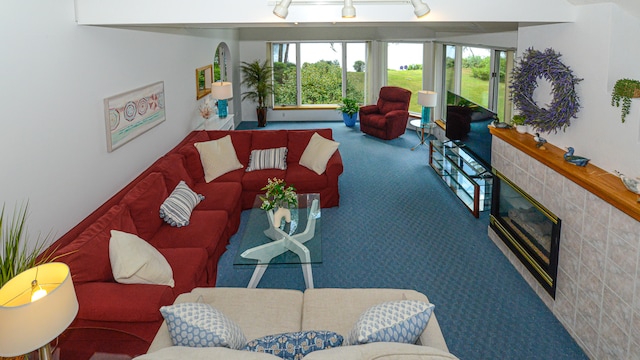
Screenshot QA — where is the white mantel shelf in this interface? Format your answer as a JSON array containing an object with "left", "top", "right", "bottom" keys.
[{"left": 490, "top": 127, "right": 640, "bottom": 222}]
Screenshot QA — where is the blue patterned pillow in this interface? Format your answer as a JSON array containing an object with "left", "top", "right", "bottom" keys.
[
  {"left": 244, "top": 330, "right": 343, "bottom": 359},
  {"left": 160, "top": 302, "right": 246, "bottom": 349},
  {"left": 346, "top": 300, "right": 434, "bottom": 345},
  {"left": 246, "top": 147, "right": 288, "bottom": 172},
  {"left": 159, "top": 180, "right": 204, "bottom": 227}
]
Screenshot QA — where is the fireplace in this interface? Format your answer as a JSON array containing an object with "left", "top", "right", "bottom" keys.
[{"left": 489, "top": 170, "right": 561, "bottom": 298}]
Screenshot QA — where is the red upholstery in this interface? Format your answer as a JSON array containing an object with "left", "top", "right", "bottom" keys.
[
  {"left": 53, "top": 205, "right": 136, "bottom": 284},
  {"left": 44, "top": 128, "right": 343, "bottom": 359},
  {"left": 359, "top": 86, "right": 412, "bottom": 140}
]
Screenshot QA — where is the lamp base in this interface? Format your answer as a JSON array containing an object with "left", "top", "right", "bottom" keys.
[
  {"left": 217, "top": 99, "right": 228, "bottom": 118},
  {"left": 421, "top": 106, "right": 431, "bottom": 126},
  {"left": 38, "top": 343, "right": 53, "bottom": 360}
]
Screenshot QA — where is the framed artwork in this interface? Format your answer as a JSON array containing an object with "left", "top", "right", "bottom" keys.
[
  {"left": 104, "top": 81, "right": 166, "bottom": 152},
  {"left": 196, "top": 64, "right": 213, "bottom": 99}
]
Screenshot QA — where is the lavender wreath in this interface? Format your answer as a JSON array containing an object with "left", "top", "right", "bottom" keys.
[{"left": 510, "top": 48, "right": 582, "bottom": 133}]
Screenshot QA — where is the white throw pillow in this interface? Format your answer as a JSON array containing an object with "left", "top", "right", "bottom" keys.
[
  {"left": 194, "top": 135, "right": 243, "bottom": 182},
  {"left": 109, "top": 230, "right": 175, "bottom": 287},
  {"left": 299, "top": 133, "right": 340, "bottom": 175}
]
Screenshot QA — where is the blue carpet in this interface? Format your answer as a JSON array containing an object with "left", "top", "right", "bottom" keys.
[{"left": 217, "top": 121, "right": 588, "bottom": 360}]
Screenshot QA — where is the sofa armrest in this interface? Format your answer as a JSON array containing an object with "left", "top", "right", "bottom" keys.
[
  {"left": 75, "top": 282, "right": 174, "bottom": 322},
  {"left": 324, "top": 150, "right": 344, "bottom": 180},
  {"left": 384, "top": 109, "right": 410, "bottom": 122}
]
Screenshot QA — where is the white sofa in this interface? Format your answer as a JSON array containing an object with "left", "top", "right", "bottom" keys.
[{"left": 136, "top": 287, "right": 459, "bottom": 360}]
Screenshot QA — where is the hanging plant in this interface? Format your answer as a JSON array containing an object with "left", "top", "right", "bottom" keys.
[
  {"left": 510, "top": 48, "right": 583, "bottom": 133},
  {"left": 611, "top": 78, "right": 640, "bottom": 123}
]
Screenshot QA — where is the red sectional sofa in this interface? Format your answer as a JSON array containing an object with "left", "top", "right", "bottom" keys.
[{"left": 45, "top": 128, "right": 343, "bottom": 359}]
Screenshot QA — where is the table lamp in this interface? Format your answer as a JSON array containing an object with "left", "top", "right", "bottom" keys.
[
  {"left": 211, "top": 82, "right": 233, "bottom": 119},
  {"left": 0, "top": 262, "right": 78, "bottom": 360},
  {"left": 418, "top": 90, "right": 438, "bottom": 126}
]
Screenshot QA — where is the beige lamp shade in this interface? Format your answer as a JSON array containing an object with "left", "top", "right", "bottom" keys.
[
  {"left": 210, "top": 82, "right": 233, "bottom": 100},
  {"left": 418, "top": 90, "right": 438, "bottom": 107},
  {"left": 0, "top": 262, "right": 78, "bottom": 357}
]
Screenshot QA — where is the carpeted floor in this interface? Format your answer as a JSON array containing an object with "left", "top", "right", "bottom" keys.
[{"left": 216, "top": 120, "right": 588, "bottom": 360}]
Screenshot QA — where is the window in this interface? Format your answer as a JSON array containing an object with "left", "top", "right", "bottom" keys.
[
  {"left": 387, "top": 43, "right": 423, "bottom": 114},
  {"left": 270, "top": 42, "right": 366, "bottom": 107},
  {"left": 441, "top": 44, "right": 513, "bottom": 122}
]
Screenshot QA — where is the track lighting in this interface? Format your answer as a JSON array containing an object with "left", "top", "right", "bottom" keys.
[
  {"left": 342, "top": 0, "right": 356, "bottom": 18},
  {"left": 273, "top": 0, "right": 293, "bottom": 19},
  {"left": 410, "top": 0, "right": 430, "bottom": 18}
]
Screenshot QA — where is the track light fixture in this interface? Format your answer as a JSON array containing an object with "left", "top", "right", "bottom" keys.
[
  {"left": 272, "top": 0, "right": 430, "bottom": 20},
  {"left": 410, "top": 0, "right": 430, "bottom": 17},
  {"left": 342, "top": 0, "right": 356, "bottom": 18},
  {"left": 273, "top": 0, "right": 293, "bottom": 19}
]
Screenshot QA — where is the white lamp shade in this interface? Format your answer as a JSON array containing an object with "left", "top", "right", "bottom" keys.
[
  {"left": 0, "top": 262, "right": 78, "bottom": 357},
  {"left": 210, "top": 82, "right": 233, "bottom": 100},
  {"left": 418, "top": 90, "right": 438, "bottom": 107}
]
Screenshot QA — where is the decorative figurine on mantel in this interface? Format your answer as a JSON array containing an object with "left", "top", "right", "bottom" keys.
[
  {"left": 533, "top": 133, "right": 547, "bottom": 150},
  {"left": 563, "top": 147, "right": 590, "bottom": 167},
  {"left": 614, "top": 170, "right": 640, "bottom": 202}
]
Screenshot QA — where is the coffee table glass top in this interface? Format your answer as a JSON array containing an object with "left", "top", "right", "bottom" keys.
[{"left": 234, "top": 193, "right": 322, "bottom": 266}]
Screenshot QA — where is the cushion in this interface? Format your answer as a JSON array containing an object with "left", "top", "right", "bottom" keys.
[
  {"left": 299, "top": 132, "right": 340, "bottom": 175},
  {"left": 109, "top": 230, "right": 175, "bottom": 287},
  {"left": 153, "top": 153, "right": 195, "bottom": 190},
  {"left": 303, "top": 343, "right": 459, "bottom": 360},
  {"left": 54, "top": 205, "right": 137, "bottom": 284},
  {"left": 160, "top": 302, "right": 247, "bottom": 349},
  {"left": 194, "top": 135, "right": 243, "bottom": 182},
  {"left": 244, "top": 331, "right": 343, "bottom": 360},
  {"left": 246, "top": 147, "right": 288, "bottom": 172},
  {"left": 346, "top": 300, "right": 435, "bottom": 345},
  {"left": 159, "top": 180, "right": 204, "bottom": 227},
  {"left": 134, "top": 346, "right": 281, "bottom": 360},
  {"left": 120, "top": 172, "right": 168, "bottom": 240}
]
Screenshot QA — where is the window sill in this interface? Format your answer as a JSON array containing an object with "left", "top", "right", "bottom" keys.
[{"left": 273, "top": 105, "right": 338, "bottom": 111}]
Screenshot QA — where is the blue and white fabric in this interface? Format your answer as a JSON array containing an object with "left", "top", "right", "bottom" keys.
[
  {"left": 244, "top": 330, "right": 343, "bottom": 359},
  {"left": 346, "top": 300, "right": 435, "bottom": 345},
  {"left": 246, "top": 147, "right": 288, "bottom": 172},
  {"left": 159, "top": 180, "right": 204, "bottom": 227},
  {"left": 160, "top": 302, "right": 247, "bottom": 349}
]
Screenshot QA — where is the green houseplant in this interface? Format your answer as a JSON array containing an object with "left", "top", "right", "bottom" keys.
[
  {"left": 241, "top": 60, "right": 274, "bottom": 127},
  {"left": 511, "top": 114, "right": 527, "bottom": 134},
  {"left": 611, "top": 78, "right": 640, "bottom": 123},
  {"left": 0, "top": 202, "right": 56, "bottom": 288},
  {"left": 337, "top": 97, "right": 360, "bottom": 127}
]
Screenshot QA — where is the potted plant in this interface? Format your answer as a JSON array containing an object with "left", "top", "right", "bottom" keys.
[
  {"left": 337, "top": 97, "right": 360, "bottom": 127},
  {"left": 511, "top": 114, "right": 527, "bottom": 134},
  {"left": 611, "top": 78, "right": 640, "bottom": 123},
  {"left": 241, "top": 60, "right": 274, "bottom": 127},
  {"left": 1, "top": 203, "right": 56, "bottom": 289}
]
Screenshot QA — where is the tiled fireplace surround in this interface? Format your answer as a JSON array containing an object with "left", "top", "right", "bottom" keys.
[{"left": 489, "top": 134, "right": 640, "bottom": 359}]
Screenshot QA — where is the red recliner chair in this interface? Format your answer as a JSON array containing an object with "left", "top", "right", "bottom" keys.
[{"left": 359, "top": 86, "right": 412, "bottom": 140}]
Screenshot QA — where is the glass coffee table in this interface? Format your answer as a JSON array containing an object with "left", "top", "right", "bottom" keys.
[{"left": 234, "top": 193, "right": 322, "bottom": 289}]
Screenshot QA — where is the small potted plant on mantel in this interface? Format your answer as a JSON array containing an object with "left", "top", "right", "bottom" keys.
[
  {"left": 337, "top": 97, "right": 360, "bottom": 127},
  {"left": 511, "top": 114, "right": 528, "bottom": 134},
  {"left": 611, "top": 78, "right": 640, "bottom": 123}
]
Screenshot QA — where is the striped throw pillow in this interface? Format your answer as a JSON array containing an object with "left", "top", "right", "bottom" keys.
[
  {"left": 246, "top": 147, "right": 288, "bottom": 172},
  {"left": 159, "top": 181, "right": 204, "bottom": 227}
]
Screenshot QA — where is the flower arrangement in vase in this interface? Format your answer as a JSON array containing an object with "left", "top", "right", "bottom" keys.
[{"left": 259, "top": 178, "right": 297, "bottom": 211}]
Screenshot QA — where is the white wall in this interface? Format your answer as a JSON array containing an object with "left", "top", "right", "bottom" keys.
[
  {"left": 0, "top": 0, "right": 238, "bottom": 249},
  {"left": 517, "top": 3, "right": 640, "bottom": 177}
]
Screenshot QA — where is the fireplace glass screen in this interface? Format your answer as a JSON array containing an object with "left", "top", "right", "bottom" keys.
[{"left": 490, "top": 170, "right": 561, "bottom": 297}]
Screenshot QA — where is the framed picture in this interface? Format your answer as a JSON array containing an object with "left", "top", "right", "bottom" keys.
[
  {"left": 196, "top": 64, "right": 213, "bottom": 100},
  {"left": 104, "top": 81, "right": 166, "bottom": 152}
]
